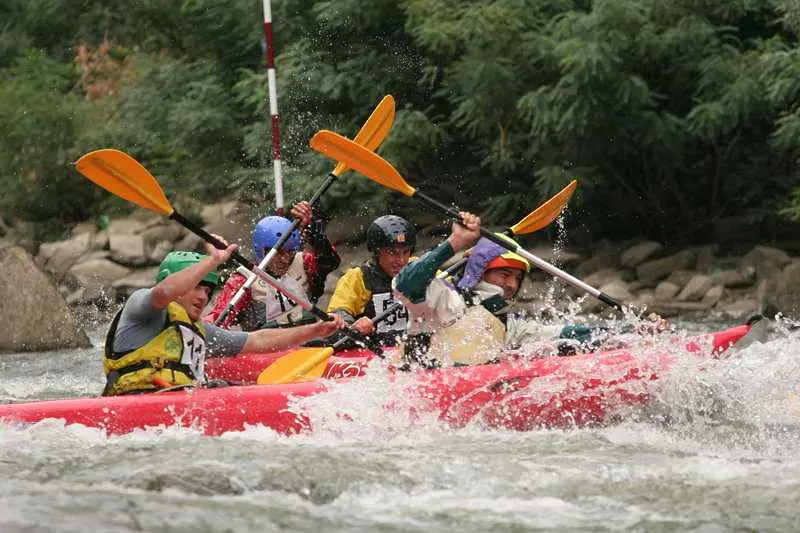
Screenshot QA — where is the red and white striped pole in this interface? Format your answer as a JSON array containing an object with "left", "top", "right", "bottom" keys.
[{"left": 262, "top": 0, "right": 284, "bottom": 214}]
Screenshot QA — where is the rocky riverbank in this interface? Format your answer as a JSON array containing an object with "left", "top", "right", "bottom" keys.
[
  {"left": 2, "top": 199, "right": 800, "bottom": 352},
  {"left": 515, "top": 240, "right": 800, "bottom": 321}
]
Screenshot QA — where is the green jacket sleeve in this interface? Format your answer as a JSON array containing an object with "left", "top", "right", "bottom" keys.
[{"left": 394, "top": 241, "right": 456, "bottom": 303}]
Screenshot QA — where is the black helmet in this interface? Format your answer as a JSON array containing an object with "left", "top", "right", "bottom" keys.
[{"left": 366, "top": 215, "right": 416, "bottom": 253}]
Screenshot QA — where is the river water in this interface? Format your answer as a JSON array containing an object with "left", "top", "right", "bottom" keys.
[{"left": 1, "top": 320, "right": 799, "bottom": 533}]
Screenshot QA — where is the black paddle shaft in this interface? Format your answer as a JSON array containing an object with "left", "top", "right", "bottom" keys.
[
  {"left": 414, "top": 191, "right": 531, "bottom": 252},
  {"left": 266, "top": 171, "right": 338, "bottom": 254},
  {"left": 330, "top": 302, "right": 405, "bottom": 357},
  {"left": 413, "top": 190, "right": 539, "bottom": 261}
]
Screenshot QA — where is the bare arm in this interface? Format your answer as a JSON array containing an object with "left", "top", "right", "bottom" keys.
[{"left": 241, "top": 316, "right": 346, "bottom": 353}]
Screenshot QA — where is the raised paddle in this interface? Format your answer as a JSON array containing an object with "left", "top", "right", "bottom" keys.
[
  {"left": 74, "top": 148, "right": 373, "bottom": 347},
  {"left": 309, "top": 130, "right": 626, "bottom": 312},
  {"left": 257, "top": 187, "right": 576, "bottom": 385},
  {"left": 439, "top": 179, "right": 577, "bottom": 277},
  {"left": 214, "top": 95, "right": 396, "bottom": 325}
]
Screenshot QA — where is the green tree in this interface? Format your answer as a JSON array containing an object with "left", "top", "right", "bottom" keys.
[
  {"left": 0, "top": 52, "right": 97, "bottom": 239},
  {"left": 2, "top": 0, "right": 800, "bottom": 246}
]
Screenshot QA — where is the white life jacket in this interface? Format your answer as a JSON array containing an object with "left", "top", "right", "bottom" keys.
[
  {"left": 425, "top": 304, "right": 505, "bottom": 365},
  {"left": 238, "top": 254, "right": 309, "bottom": 325},
  {"left": 395, "top": 278, "right": 508, "bottom": 365}
]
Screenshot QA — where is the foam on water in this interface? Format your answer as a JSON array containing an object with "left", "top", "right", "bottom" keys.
[
  {"left": 1, "top": 320, "right": 799, "bottom": 532},
  {"left": 287, "top": 357, "right": 453, "bottom": 443}
]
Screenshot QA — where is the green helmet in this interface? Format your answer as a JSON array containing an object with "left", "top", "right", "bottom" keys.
[{"left": 155, "top": 251, "right": 219, "bottom": 287}]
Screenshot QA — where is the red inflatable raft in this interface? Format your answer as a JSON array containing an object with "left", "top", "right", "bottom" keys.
[{"left": 0, "top": 324, "right": 753, "bottom": 436}]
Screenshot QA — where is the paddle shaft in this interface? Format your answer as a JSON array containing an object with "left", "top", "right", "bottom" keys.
[
  {"left": 330, "top": 301, "right": 403, "bottom": 353},
  {"left": 169, "top": 211, "right": 333, "bottom": 319},
  {"left": 411, "top": 191, "right": 625, "bottom": 312},
  {"left": 435, "top": 184, "right": 575, "bottom": 279},
  {"left": 214, "top": 171, "right": 338, "bottom": 325}
]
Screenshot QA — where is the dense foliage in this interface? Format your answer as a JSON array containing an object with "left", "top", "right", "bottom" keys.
[{"left": 1, "top": 0, "right": 799, "bottom": 244}]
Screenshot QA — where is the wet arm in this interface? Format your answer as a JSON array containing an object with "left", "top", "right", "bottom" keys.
[
  {"left": 240, "top": 321, "right": 340, "bottom": 353},
  {"left": 394, "top": 241, "right": 455, "bottom": 303}
]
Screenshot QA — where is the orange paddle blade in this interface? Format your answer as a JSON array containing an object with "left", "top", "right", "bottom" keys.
[
  {"left": 311, "top": 130, "right": 417, "bottom": 197},
  {"left": 333, "top": 95, "right": 396, "bottom": 177},
  {"left": 256, "top": 347, "right": 335, "bottom": 385},
  {"left": 75, "top": 149, "right": 174, "bottom": 216},
  {"left": 509, "top": 180, "right": 577, "bottom": 235}
]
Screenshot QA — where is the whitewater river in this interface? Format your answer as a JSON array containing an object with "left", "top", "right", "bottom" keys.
[{"left": 1, "top": 319, "right": 799, "bottom": 532}]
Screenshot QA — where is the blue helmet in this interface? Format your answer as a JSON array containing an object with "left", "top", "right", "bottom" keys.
[{"left": 252, "top": 216, "right": 302, "bottom": 262}]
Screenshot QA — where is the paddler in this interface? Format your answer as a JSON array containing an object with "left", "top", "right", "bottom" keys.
[
  {"left": 393, "top": 212, "right": 666, "bottom": 367},
  {"left": 102, "top": 237, "right": 345, "bottom": 395},
  {"left": 326, "top": 215, "right": 416, "bottom": 347},
  {"left": 206, "top": 201, "right": 341, "bottom": 330}
]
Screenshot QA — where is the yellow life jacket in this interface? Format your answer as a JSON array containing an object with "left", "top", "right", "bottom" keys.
[
  {"left": 102, "top": 302, "right": 207, "bottom": 396},
  {"left": 400, "top": 305, "right": 506, "bottom": 366},
  {"left": 327, "top": 261, "right": 411, "bottom": 346}
]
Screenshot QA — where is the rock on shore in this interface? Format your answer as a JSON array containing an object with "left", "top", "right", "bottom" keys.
[{"left": 0, "top": 246, "right": 91, "bottom": 352}]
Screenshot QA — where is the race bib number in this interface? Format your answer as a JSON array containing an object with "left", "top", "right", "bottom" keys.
[
  {"left": 177, "top": 325, "right": 207, "bottom": 381},
  {"left": 371, "top": 293, "right": 408, "bottom": 333}
]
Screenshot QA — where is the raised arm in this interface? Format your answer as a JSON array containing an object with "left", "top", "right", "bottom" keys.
[{"left": 395, "top": 212, "right": 481, "bottom": 303}]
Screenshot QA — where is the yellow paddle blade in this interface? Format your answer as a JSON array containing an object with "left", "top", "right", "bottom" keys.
[
  {"left": 256, "top": 347, "right": 335, "bottom": 385},
  {"left": 509, "top": 180, "right": 577, "bottom": 235},
  {"left": 310, "top": 130, "right": 417, "bottom": 197},
  {"left": 75, "top": 149, "right": 174, "bottom": 216},
  {"left": 333, "top": 95, "right": 396, "bottom": 177}
]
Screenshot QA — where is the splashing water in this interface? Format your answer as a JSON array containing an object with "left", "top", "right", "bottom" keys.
[{"left": 0, "top": 320, "right": 798, "bottom": 532}]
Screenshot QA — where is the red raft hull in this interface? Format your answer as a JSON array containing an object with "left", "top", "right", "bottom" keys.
[{"left": 0, "top": 324, "right": 751, "bottom": 436}]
